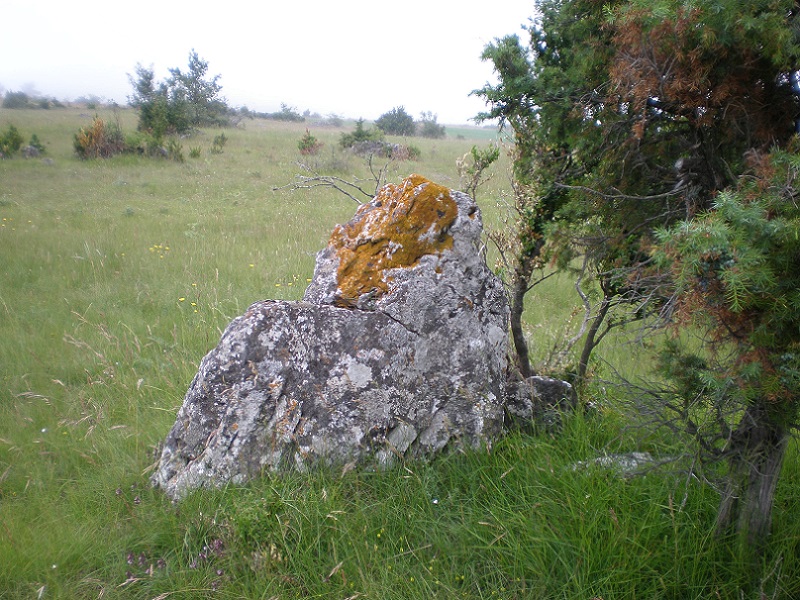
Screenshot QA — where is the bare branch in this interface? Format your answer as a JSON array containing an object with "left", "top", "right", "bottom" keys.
[
  {"left": 554, "top": 182, "right": 684, "bottom": 202},
  {"left": 274, "top": 153, "right": 401, "bottom": 206}
]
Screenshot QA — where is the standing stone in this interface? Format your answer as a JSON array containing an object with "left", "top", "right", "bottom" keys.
[{"left": 152, "top": 175, "right": 509, "bottom": 499}]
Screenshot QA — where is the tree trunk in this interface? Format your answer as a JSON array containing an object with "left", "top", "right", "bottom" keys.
[
  {"left": 714, "top": 403, "right": 789, "bottom": 551},
  {"left": 510, "top": 254, "right": 534, "bottom": 379},
  {"left": 577, "top": 291, "right": 611, "bottom": 383}
]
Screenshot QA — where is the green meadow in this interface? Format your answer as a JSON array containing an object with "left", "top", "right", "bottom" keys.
[{"left": 1, "top": 107, "right": 799, "bottom": 599}]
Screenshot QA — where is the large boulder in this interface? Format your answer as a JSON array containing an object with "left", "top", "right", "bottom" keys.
[{"left": 152, "top": 175, "right": 509, "bottom": 499}]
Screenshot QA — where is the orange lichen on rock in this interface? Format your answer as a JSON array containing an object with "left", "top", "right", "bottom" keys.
[{"left": 331, "top": 174, "right": 457, "bottom": 306}]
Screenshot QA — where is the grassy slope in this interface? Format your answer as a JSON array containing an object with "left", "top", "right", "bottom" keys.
[{"left": 1, "top": 108, "right": 798, "bottom": 599}]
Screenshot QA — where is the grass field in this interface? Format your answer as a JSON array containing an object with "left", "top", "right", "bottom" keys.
[{"left": 1, "top": 107, "right": 799, "bottom": 599}]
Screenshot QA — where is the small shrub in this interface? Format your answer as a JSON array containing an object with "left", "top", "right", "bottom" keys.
[
  {"left": 340, "top": 118, "right": 383, "bottom": 149},
  {"left": 375, "top": 106, "right": 416, "bottom": 136},
  {"left": 390, "top": 143, "right": 421, "bottom": 161},
  {"left": 166, "top": 138, "right": 185, "bottom": 162},
  {"left": 74, "top": 117, "right": 125, "bottom": 159},
  {"left": 189, "top": 146, "right": 202, "bottom": 158},
  {"left": 349, "top": 140, "right": 389, "bottom": 157},
  {"left": 324, "top": 113, "right": 344, "bottom": 127},
  {"left": 210, "top": 133, "right": 227, "bottom": 154},
  {"left": 2, "top": 92, "right": 30, "bottom": 109},
  {"left": 298, "top": 129, "right": 323, "bottom": 155},
  {"left": 267, "top": 103, "right": 305, "bottom": 122},
  {"left": 28, "top": 134, "right": 46, "bottom": 154},
  {"left": 0, "top": 125, "right": 24, "bottom": 157},
  {"left": 418, "top": 111, "right": 446, "bottom": 139},
  {"left": 124, "top": 130, "right": 162, "bottom": 156}
]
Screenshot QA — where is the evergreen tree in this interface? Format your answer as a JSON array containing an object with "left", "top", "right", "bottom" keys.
[
  {"left": 476, "top": 0, "right": 800, "bottom": 548},
  {"left": 168, "top": 50, "right": 227, "bottom": 127},
  {"left": 128, "top": 51, "right": 228, "bottom": 135},
  {"left": 375, "top": 106, "right": 416, "bottom": 136}
]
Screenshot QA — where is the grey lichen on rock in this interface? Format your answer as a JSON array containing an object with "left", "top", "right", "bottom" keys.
[{"left": 152, "top": 175, "right": 509, "bottom": 500}]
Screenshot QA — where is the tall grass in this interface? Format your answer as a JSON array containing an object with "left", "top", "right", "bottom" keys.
[{"left": 1, "top": 108, "right": 798, "bottom": 598}]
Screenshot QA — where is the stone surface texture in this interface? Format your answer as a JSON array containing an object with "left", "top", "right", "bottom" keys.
[
  {"left": 152, "top": 175, "right": 509, "bottom": 499},
  {"left": 506, "top": 376, "right": 579, "bottom": 430}
]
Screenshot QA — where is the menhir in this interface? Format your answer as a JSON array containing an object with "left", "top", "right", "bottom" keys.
[{"left": 152, "top": 174, "right": 509, "bottom": 499}]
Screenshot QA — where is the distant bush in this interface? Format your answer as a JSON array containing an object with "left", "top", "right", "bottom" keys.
[
  {"left": 132, "top": 82, "right": 192, "bottom": 138},
  {"left": 124, "top": 130, "right": 188, "bottom": 161},
  {"left": 298, "top": 129, "right": 323, "bottom": 155},
  {"left": 28, "top": 134, "right": 46, "bottom": 154},
  {"left": 128, "top": 50, "right": 230, "bottom": 135},
  {"left": 394, "top": 143, "right": 421, "bottom": 161},
  {"left": 375, "top": 106, "right": 416, "bottom": 136},
  {"left": 340, "top": 119, "right": 383, "bottom": 149},
  {"left": 418, "top": 111, "right": 446, "bottom": 139},
  {"left": 2, "top": 92, "right": 31, "bottom": 109},
  {"left": 347, "top": 140, "right": 420, "bottom": 161},
  {"left": 2, "top": 91, "right": 62, "bottom": 109},
  {"left": 0, "top": 125, "right": 24, "bottom": 157},
  {"left": 75, "top": 95, "right": 106, "bottom": 109},
  {"left": 124, "top": 130, "right": 165, "bottom": 157},
  {"left": 263, "top": 103, "right": 305, "bottom": 122},
  {"left": 165, "top": 138, "right": 185, "bottom": 162},
  {"left": 210, "top": 133, "right": 227, "bottom": 154},
  {"left": 0, "top": 126, "right": 48, "bottom": 158},
  {"left": 74, "top": 116, "right": 125, "bottom": 159}
]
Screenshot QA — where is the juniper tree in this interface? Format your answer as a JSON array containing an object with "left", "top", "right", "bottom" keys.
[
  {"left": 128, "top": 50, "right": 227, "bottom": 136},
  {"left": 654, "top": 148, "right": 800, "bottom": 549},
  {"left": 375, "top": 106, "right": 416, "bottom": 136},
  {"left": 477, "top": 0, "right": 800, "bottom": 548}
]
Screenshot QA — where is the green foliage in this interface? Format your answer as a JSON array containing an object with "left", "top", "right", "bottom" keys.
[
  {"left": 128, "top": 50, "right": 228, "bottom": 135},
  {"left": 324, "top": 113, "right": 344, "bottom": 127},
  {"left": 339, "top": 118, "right": 384, "bottom": 148},
  {"left": 457, "top": 143, "right": 500, "bottom": 200},
  {"left": 210, "top": 132, "right": 227, "bottom": 154},
  {"left": 472, "top": 2, "right": 625, "bottom": 378},
  {"left": 0, "top": 91, "right": 61, "bottom": 109},
  {"left": 651, "top": 148, "right": 800, "bottom": 547},
  {"left": 418, "top": 111, "right": 446, "bottom": 139},
  {"left": 165, "top": 138, "right": 185, "bottom": 162},
  {"left": 128, "top": 64, "right": 191, "bottom": 137},
  {"left": 297, "top": 128, "right": 323, "bottom": 155},
  {"left": 124, "top": 130, "right": 165, "bottom": 156},
  {"left": 266, "top": 103, "right": 305, "bottom": 122},
  {"left": 28, "top": 133, "right": 46, "bottom": 154},
  {"left": 375, "top": 106, "right": 416, "bottom": 136},
  {"left": 168, "top": 50, "right": 228, "bottom": 127},
  {"left": 478, "top": 0, "right": 800, "bottom": 546},
  {"left": 654, "top": 149, "right": 800, "bottom": 414},
  {"left": 398, "top": 143, "right": 421, "bottom": 161},
  {"left": 2, "top": 91, "right": 31, "bottom": 108},
  {"left": 73, "top": 116, "right": 126, "bottom": 159},
  {"left": 0, "top": 124, "right": 24, "bottom": 156}
]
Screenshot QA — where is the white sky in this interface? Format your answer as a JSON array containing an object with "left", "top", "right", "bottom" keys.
[{"left": 1, "top": 1, "right": 535, "bottom": 124}]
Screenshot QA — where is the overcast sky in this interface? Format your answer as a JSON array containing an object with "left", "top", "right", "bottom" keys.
[{"left": 1, "top": 1, "right": 535, "bottom": 124}]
